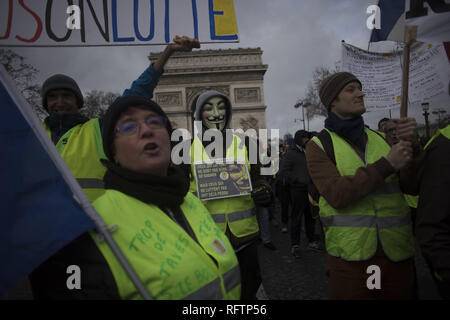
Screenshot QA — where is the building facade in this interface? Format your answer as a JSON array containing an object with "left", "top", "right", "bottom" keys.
[{"left": 149, "top": 48, "right": 268, "bottom": 134}]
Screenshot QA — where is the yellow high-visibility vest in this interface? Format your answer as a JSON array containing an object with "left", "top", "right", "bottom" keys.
[
  {"left": 190, "top": 135, "right": 258, "bottom": 238},
  {"left": 92, "top": 190, "right": 241, "bottom": 300},
  {"left": 57, "top": 118, "right": 107, "bottom": 202},
  {"left": 311, "top": 128, "right": 414, "bottom": 261}
]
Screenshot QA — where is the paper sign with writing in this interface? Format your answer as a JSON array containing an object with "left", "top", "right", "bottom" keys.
[
  {"left": 0, "top": 0, "right": 239, "bottom": 47},
  {"left": 194, "top": 161, "right": 252, "bottom": 201},
  {"left": 341, "top": 42, "right": 450, "bottom": 111}
]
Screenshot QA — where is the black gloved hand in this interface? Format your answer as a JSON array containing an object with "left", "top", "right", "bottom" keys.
[{"left": 251, "top": 185, "right": 272, "bottom": 207}]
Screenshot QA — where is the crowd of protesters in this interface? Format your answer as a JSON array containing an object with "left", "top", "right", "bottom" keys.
[{"left": 4, "top": 34, "right": 449, "bottom": 301}]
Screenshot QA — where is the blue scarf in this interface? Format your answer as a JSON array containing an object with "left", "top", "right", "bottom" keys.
[{"left": 324, "top": 112, "right": 366, "bottom": 152}]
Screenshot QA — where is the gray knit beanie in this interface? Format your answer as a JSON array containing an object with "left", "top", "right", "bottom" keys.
[
  {"left": 319, "top": 72, "right": 361, "bottom": 111},
  {"left": 41, "top": 74, "right": 84, "bottom": 111}
]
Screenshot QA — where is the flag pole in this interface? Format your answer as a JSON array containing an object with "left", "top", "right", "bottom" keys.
[
  {"left": 400, "top": 25, "right": 418, "bottom": 118},
  {"left": 0, "top": 66, "right": 153, "bottom": 300}
]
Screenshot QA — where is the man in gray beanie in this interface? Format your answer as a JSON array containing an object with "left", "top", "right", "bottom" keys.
[
  {"left": 41, "top": 73, "right": 89, "bottom": 144},
  {"left": 305, "top": 71, "right": 423, "bottom": 299}
]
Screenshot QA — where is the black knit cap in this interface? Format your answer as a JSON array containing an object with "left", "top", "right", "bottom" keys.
[
  {"left": 102, "top": 96, "right": 173, "bottom": 160},
  {"left": 294, "top": 130, "right": 309, "bottom": 145},
  {"left": 319, "top": 72, "right": 362, "bottom": 111},
  {"left": 41, "top": 74, "right": 84, "bottom": 111}
]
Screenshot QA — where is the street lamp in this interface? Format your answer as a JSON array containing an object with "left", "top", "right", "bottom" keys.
[
  {"left": 432, "top": 108, "right": 447, "bottom": 128},
  {"left": 294, "top": 101, "right": 306, "bottom": 130},
  {"left": 302, "top": 101, "right": 312, "bottom": 131},
  {"left": 421, "top": 102, "right": 430, "bottom": 139},
  {"left": 294, "top": 100, "right": 312, "bottom": 130}
]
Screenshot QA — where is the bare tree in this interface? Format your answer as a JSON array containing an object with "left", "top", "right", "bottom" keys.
[
  {"left": 299, "top": 65, "right": 340, "bottom": 121},
  {"left": 239, "top": 115, "right": 259, "bottom": 131},
  {"left": 0, "top": 49, "right": 45, "bottom": 119},
  {"left": 81, "top": 90, "right": 120, "bottom": 118}
]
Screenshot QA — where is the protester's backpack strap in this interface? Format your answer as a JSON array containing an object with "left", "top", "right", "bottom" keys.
[{"left": 317, "top": 129, "right": 336, "bottom": 165}]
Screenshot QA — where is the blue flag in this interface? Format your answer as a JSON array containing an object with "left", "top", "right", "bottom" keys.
[
  {"left": 370, "top": 0, "right": 405, "bottom": 42},
  {"left": 370, "top": 0, "right": 450, "bottom": 43},
  {"left": 0, "top": 67, "right": 95, "bottom": 295}
]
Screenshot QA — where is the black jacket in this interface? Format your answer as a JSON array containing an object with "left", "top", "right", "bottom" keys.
[
  {"left": 415, "top": 132, "right": 450, "bottom": 299},
  {"left": 279, "top": 145, "right": 311, "bottom": 190}
]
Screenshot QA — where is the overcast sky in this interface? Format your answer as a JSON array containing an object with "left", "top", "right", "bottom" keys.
[{"left": 8, "top": 0, "right": 450, "bottom": 137}]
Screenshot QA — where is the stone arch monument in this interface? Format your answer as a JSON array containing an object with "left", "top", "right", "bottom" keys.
[{"left": 149, "top": 48, "right": 268, "bottom": 134}]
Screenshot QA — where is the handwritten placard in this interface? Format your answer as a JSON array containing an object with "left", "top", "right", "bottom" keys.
[{"left": 341, "top": 42, "right": 450, "bottom": 111}]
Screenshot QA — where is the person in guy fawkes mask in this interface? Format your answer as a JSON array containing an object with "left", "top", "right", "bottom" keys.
[{"left": 189, "top": 90, "right": 272, "bottom": 300}]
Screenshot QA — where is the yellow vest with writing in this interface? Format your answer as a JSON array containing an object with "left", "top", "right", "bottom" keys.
[
  {"left": 189, "top": 135, "right": 258, "bottom": 238},
  {"left": 92, "top": 190, "right": 241, "bottom": 300},
  {"left": 57, "top": 118, "right": 107, "bottom": 202},
  {"left": 311, "top": 128, "right": 414, "bottom": 261}
]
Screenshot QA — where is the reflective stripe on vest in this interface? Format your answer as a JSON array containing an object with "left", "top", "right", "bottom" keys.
[
  {"left": 58, "top": 118, "right": 107, "bottom": 202},
  {"left": 228, "top": 209, "right": 255, "bottom": 222},
  {"left": 183, "top": 264, "right": 241, "bottom": 300},
  {"left": 92, "top": 191, "right": 241, "bottom": 300},
  {"left": 321, "top": 211, "right": 411, "bottom": 229},
  {"left": 77, "top": 178, "right": 104, "bottom": 189},
  {"left": 223, "top": 265, "right": 241, "bottom": 293},
  {"left": 183, "top": 278, "right": 223, "bottom": 300},
  {"left": 311, "top": 128, "right": 414, "bottom": 261},
  {"left": 190, "top": 135, "right": 258, "bottom": 238},
  {"left": 212, "top": 209, "right": 255, "bottom": 223}
]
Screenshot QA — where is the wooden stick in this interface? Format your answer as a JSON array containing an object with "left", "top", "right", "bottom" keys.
[{"left": 400, "top": 25, "right": 418, "bottom": 118}]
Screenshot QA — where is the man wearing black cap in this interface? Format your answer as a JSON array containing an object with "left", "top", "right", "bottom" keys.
[
  {"left": 279, "top": 129, "right": 321, "bottom": 258},
  {"left": 306, "top": 72, "right": 422, "bottom": 299}
]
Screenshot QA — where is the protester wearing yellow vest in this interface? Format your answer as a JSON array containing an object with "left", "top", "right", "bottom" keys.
[
  {"left": 416, "top": 124, "right": 450, "bottom": 300},
  {"left": 306, "top": 72, "right": 421, "bottom": 300},
  {"left": 39, "top": 36, "right": 200, "bottom": 203},
  {"left": 188, "top": 90, "right": 272, "bottom": 300},
  {"left": 30, "top": 96, "right": 240, "bottom": 299}
]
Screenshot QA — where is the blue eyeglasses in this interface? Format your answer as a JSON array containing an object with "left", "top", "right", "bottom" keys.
[{"left": 116, "top": 116, "right": 167, "bottom": 136}]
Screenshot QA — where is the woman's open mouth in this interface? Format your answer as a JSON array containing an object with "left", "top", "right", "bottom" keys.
[{"left": 143, "top": 142, "right": 159, "bottom": 154}]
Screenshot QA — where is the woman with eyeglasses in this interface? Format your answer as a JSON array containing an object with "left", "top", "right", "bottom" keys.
[{"left": 30, "top": 96, "right": 241, "bottom": 300}]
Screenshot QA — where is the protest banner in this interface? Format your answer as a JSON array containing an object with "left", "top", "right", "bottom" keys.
[
  {"left": 0, "top": 0, "right": 239, "bottom": 47},
  {"left": 341, "top": 41, "right": 450, "bottom": 112}
]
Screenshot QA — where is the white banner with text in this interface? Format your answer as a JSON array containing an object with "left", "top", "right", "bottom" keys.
[{"left": 0, "top": 0, "right": 239, "bottom": 47}]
